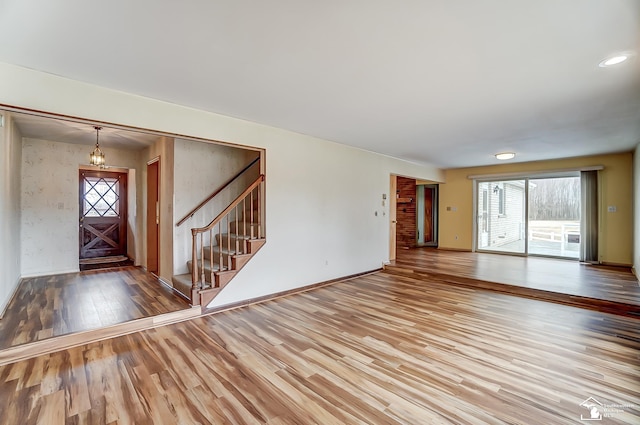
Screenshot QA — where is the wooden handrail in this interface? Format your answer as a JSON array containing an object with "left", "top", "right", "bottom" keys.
[
  {"left": 176, "top": 156, "right": 260, "bottom": 227},
  {"left": 191, "top": 175, "right": 265, "bottom": 235}
]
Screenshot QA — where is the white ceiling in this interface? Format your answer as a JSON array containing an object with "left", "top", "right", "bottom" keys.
[{"left": 0, "top": 0, "right": 638, "bottom": 168}]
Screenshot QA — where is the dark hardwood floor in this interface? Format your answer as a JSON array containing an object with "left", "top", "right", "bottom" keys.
[
  {"left": 0, "top": 266, "right": 189, "bottom": 351},
  {"left": 0, "top": 271, "right": 638, "bottom": 424},
  {"left": 387, "top": 248, "right": 640, "bottom": 316}
]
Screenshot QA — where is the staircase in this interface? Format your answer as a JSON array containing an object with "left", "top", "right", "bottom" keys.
[{"left": 172, "top": 174, "right": 265, "bottom": 307}]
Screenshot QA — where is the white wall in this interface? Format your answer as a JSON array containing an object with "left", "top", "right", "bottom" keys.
[
  {"left": 0, "top": 62, "right": 444, "bottom": 307},
  {"left": 173, "top": 139, "right": 257, "bottom": 275},
  {"left": 634, "top": 143, "right": 640, "bottom": 280},
  {"left": 0, "top": 112, "right": 22, "bottom": 316},
  {"left": 20, "top": 138, "right": 142, "bottom": 276}
]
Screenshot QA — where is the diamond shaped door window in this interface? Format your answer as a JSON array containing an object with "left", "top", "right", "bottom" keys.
[{"left": 83, "top": 177, "right": 120, "bottom": 217}]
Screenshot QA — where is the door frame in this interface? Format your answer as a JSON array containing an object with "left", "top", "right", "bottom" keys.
[
  {"left": 417, "top": 184, "right": 438, "bottom": 247},
  {"left": 78, "top": 169, "right": 128, "bottom": 260},
  {"left": 389, "top": 175, "right": 397, "bottom": 261}
]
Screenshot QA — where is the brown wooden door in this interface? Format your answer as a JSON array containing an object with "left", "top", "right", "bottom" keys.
[
  {"left": 146, "top": 159, "right": 160, "bottom": 274},
  {"left": 424, "top": 187, "right": 434, "bottom": 242},
  {"left": 79, "top": 170, "right": 128, "bottom": 259},
  {"left": 389, "top": 175, "right": 397, "bottom": 260}
]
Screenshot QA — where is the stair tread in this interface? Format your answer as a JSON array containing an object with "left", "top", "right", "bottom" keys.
[
  {"left": 202, "top": 246, "right": 252, "bottom": 256},
  {"left": 187, "top": 260, "right": 229, "bottom": 278},
  {"left": 186, "top": 260, "right": 224, "bottom": 272},
  {"left": 172, "top": 273, "right": 214, "bottom": 289},
  {"left": 219, "top": 233, "right": 253, "bottom": 240},
  {"left": 203, "top": 246, "right": 239, "bottom": 253}
]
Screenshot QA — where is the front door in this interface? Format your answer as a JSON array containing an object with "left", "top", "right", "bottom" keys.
[{"left": 79, "top": 170, "right": 128, "bottom": 259}]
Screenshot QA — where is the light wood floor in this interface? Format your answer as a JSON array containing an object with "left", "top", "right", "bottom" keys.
[
  {"left": 0, "top": 271, "right": 638, "bottom": 424},
  {"left": 0, "top": 267, "right": 189, "bottom": 350},
  {"left": 389, "top": 248, "right": 640, "bottom": 308}
]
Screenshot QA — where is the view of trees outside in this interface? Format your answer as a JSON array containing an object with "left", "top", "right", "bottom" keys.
[
  {"left": 528, "top": 177, "right": 580, "bottom": 258},
  {"left": 528, "top": 177, "right": 580, "bottom": 221}
]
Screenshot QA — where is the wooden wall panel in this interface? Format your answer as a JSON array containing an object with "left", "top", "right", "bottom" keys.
[{"left": 396, "top": 176, "right": 417, "bottom": 248}]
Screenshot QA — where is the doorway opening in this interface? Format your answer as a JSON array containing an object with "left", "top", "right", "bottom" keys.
[{"left": 417, "top": 184, "right": 438, "bottom": 247}]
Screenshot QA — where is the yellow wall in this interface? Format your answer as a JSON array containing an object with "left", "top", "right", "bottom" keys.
[
  {"left": 634, "top": 144, "right": 640, "bottom": 277},
  {"left": 439, "top": 153, "right": 633, "bottom": 265}
]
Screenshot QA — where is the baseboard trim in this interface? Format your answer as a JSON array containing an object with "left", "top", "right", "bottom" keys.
[
  {"left": 437, "top": 247, "right": 473, "bottom": 252},
  {"left": 203, "top": 268, "right": 382, "bottom": 316},
  {"left": 598, "top": 261, "right": 633, "bottom": 268},
  {"left": 21, "top": 268, "right": 80, "bottom": 279},
  {"left": 631, "top": 266, "right": 639, "bottom": 285},
  {"left": 0, "top": 306, "right": 201, "bottom": 367}
]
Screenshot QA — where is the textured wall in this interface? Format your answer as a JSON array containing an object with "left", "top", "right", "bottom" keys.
[
  {"left": 0, "top": 113, "right": 23, "bottom": 316},
  {"left": 21, "top": 138, "right": 141, "bottom": 276}
]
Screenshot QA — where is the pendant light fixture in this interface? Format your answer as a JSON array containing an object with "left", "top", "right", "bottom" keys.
[{"left": 89, "top": 126, "right": 106, "bottom": 167}]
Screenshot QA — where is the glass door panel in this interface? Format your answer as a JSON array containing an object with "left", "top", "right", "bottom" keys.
[
  {"left": 527, "top": 177, "right": 580, "bottom": 258},
  {"left": 476, "top": 180, "right": 526, "bottom": 254}
]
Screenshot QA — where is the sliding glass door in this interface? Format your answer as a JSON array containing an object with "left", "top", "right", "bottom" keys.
[
  {"left": 476, "top": 176, "right": 580, "bottom": 259},
  {"left": 476, "top": 180, "right": 526, "bottom": 254},
  {"left": 527, "top": 177, "right": 580, "bottom": 258}
]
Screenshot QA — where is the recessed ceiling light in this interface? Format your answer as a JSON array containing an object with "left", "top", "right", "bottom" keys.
[
  {"left": 495, "top": 152, "right": 515, "bottom": 160},
  {"left": 599, "top": 55, "right": 628, "bottom": 67}
]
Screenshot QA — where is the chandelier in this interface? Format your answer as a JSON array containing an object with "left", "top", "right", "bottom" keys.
[{"left": 89, "top": 126, "right": 106, "bottom": 167}]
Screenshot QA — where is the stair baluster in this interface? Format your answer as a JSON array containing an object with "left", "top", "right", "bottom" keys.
[
  {"left": 235, "top": 205, "right": 240, "bottom": 254},
  {"left": 199, "top": 233, "right": 205, "bottom": 289},
  {"left": 250, "top": 189, "right": 255, "bottom": 239},
  {"left": 257, "top": 186, "right": 262, "bottom": 239},
  {"left": 208, "top": 230, "right": 214, "bottom": 286},
  {"left": 178, "top": 175, "right": 265, "bottom": 306},
  {"left": 242, "top": 198, "right": 247, "bottom": 244},
  {"left": 191, "top": 228, "right": 199, "bottom": 302},
  {"left": 218, "top": 221, "right": 223, "bottom": 271}
]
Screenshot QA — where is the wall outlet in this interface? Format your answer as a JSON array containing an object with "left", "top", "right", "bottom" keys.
[{"left": 607, "top": 206, "right": 617, "bottom": 213}]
